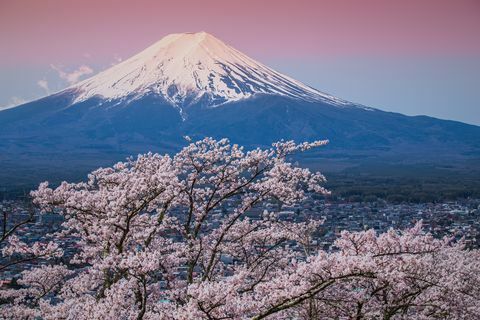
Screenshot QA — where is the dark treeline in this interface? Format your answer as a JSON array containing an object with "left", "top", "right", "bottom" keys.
[
  {"left": 2, "top": 170, "right": 480, "bottom": 204},
  {"left": 324, "top": 172, "right": 480, "bottom": 203}
]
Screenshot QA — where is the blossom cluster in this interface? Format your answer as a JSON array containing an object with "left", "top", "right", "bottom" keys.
[{"left": 1, "top": 138, "right": 479, "bottom": 319}]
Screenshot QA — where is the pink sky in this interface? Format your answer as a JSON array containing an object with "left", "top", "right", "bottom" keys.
[
  {"left": 1, "top": 0, "right": 480, "bottom": 125},
  {"left": 1, "top": 0, "right": 479, "bottom": 66}
]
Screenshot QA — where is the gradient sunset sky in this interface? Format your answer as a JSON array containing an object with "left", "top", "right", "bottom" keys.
[{"left": 1, "top": 0, "right": 479, "bottom": 124}]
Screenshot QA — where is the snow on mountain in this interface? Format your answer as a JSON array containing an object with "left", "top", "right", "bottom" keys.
[
  {"left": 71, "top": 32, "right": 349, "bottom": 108},
  {"left": 2, "top": 32, "right": 480, "bottom": 189}
]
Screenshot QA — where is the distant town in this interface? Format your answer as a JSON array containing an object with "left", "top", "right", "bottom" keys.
[{"left": 2, "top": 196, "right": 479, "bottom": 285}]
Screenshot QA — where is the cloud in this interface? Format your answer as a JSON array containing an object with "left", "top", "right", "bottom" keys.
[
  {"left": 111, "top": 54, "right": 123, "bottom": 66},
  {"left": 10, "top": 96, "right": 26, "bottom": 106},
  {"left": 37, "top": 79, "right": 50, "bottom": 94},
  {"left": 50, "top": 64, "right": 94, "bottom": 85},
  {"left": 0, "top": 96, "right": 27, "bottom": 110}
]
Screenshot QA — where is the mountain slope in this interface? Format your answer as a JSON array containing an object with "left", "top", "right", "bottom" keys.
[
  {"left": 71, "top": 32, "right": 350, "bottom": 109},
  {"left": 1, "top": 32, "right": 479, "bottom": 189}
]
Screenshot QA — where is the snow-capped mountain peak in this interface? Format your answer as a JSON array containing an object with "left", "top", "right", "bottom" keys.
[{"left": 72, "top": 32, "right": 348, "bottom": 107}]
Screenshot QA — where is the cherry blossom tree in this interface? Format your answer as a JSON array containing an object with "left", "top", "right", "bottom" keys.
[{"left": 1, "top": 138, "right": 479, "bottom": 319}]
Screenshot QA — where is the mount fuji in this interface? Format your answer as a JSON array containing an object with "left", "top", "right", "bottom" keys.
[
  {"left": 72, "top": 32, "right": 348, "bottom": 110},
  {"left": 1, "top": 32, "right": 479, "bottom": 188}
]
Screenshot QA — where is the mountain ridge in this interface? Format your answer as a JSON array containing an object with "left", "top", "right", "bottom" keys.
[
  {"left": 69, "top": 32, "right": 354, "bottom": 111},
  {"left": 0, "top": 32, "right": 479, "bottom": 189}
]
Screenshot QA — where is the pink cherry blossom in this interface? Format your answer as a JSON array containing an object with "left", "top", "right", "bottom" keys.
[{"left": 1, "top": 138, "right": 479, "bottom": 319}]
